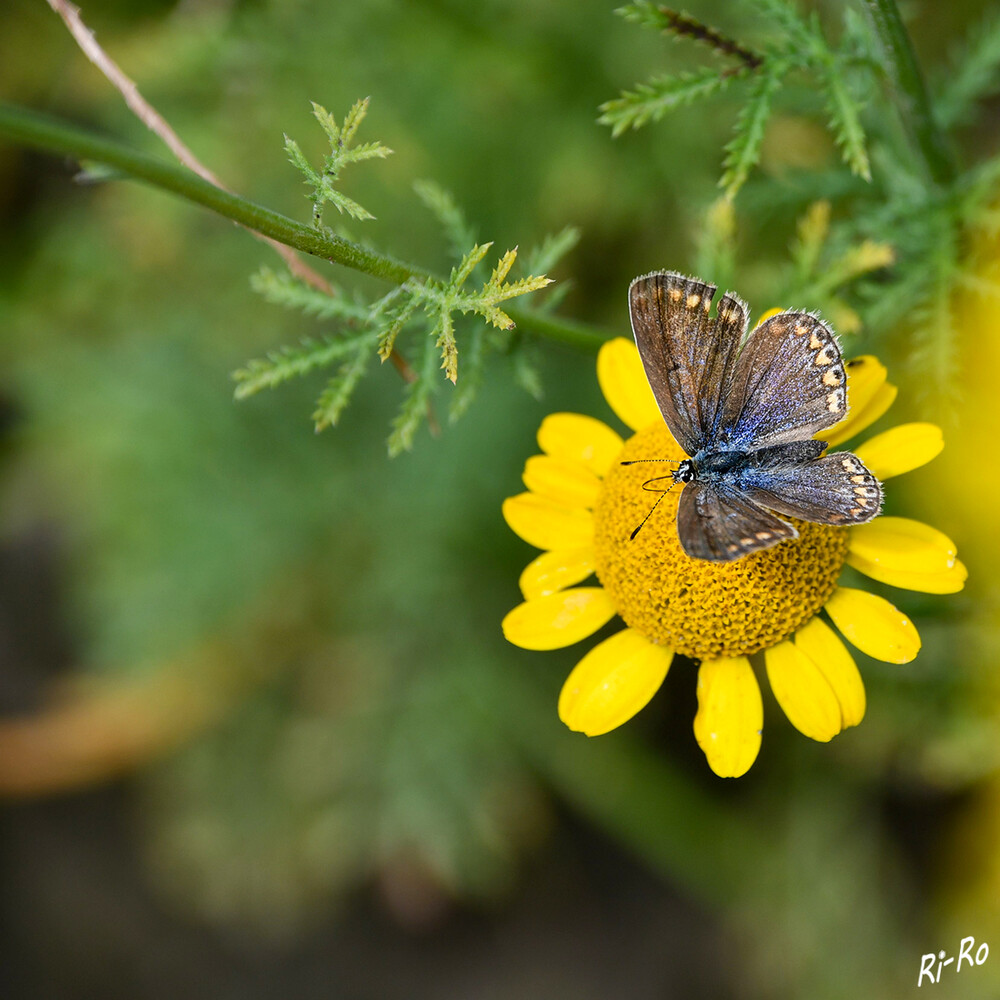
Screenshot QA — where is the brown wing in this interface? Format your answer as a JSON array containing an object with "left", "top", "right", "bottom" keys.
[
  {"left": 740, "top": 451, "right": 883, "bottom": 525},
  {"left": 676, "top": 481, "right": 797, "bottom": 562},
  {"left": 717, "top": 310, "right": 849, "bottom": 450},
  {"left": 628, "top": 271, "right": 748, "bottom": 456}
]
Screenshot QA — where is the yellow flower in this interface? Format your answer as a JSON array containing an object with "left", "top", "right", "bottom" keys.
[{"left": 502, "top": 336, "right": 965, "bottom": 777}]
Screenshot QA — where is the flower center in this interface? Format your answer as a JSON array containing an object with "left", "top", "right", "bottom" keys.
[{"left": 593, "top": 425, "right": 850, "bottom": 659}]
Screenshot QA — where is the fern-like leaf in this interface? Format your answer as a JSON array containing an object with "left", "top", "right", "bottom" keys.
[
  {"left": 524, "top": 226, "right": 580, "bottom": 277},
  {"left": 388, "top": 338, "right": 438, "bottom": 456},
  {"left": 250, "top": 268, "right": 370, "bottom": 322},
  {"left": 447, "top": 326, "right": 485, "bottom": 422},
  {"left": 720, "top": 64, "right": 786, "bottom": 199},
  {"left": 375, "top": 294, "right": 420, "bottom": 362},
  {"left": 512, "top": 344, "right": 544, "bottom": 401},
  {"left": 935, "top": 7, "right": 1000, "bottom": 128},
  {"left": 600, "top": 67, "right": 746, "bottom": 136},
  {"left": 747, "top": 0, "right": 817, "bottom": 54},
  {"left": 232, "top": 337, "right": 364, "bottom": 399},
  {"left": 312, "top": 340, "right": 372, "bottom": 431},
  {"left": 285, "top": 98, "right": 392, "bottom": 227},
  {"left": 434, "top": 309, "right": 458, "bottom": 383},
  {"left": 824, "top": 67, "right": 871, "bottom": 181},
  {"left": 791, "top": 200, "right": 831, "bottom": 283},
  {"left": 413, "top": 179, "right": 476, "bottom": 263}
]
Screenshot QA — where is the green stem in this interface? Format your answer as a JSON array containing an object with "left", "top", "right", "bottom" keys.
[
  {"left": 860, "top": 0, "right": 957, "bottom": 186},
  {"left": 0, "top": 102, "right": 610, "bottom": 352}
]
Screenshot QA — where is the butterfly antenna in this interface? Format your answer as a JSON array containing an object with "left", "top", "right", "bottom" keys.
[
  {"left": 629, "top": 480, "right": 677, "bottom": 540},
  {"left": 620, "top": 458, "right": 681, "bottom": 466}
]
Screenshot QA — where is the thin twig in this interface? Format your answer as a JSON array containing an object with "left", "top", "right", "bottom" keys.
[
  {"left": 45, "top": 0, "right": 331, "bottom": 289},
  {"left": 659, "top": 8, "right": 763, "bottom": 71},
  {"left": 45, "top": 0, "right": 422, "bottom": 384},
  {"left": 0, "top": 103, "right": 612, "bottom": 353}
]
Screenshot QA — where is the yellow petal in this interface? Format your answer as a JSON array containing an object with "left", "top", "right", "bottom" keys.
[
  {"left": 795, "top": 617, "right": 866, "bottom": 728},
  {"left": 824, "top": 586, "right": 921, "bottom": 663},
  {"left": 523, "top": 454, "right": 602, "bottom": 509},
  {"left": 519, "top": 547, "right": 596, "bottom": 600},
  {"left": 849, "top": 517, "right": 957, "bottom": 573},
  {"left": 846, "top": 553, "right": 968, "bottom": 594},
  {"left": 765, "top": 640, "right": 842, "bottom": 742},
  {"left": 693, "top": 656, "right": 763, "bottom": 778},
  {"left": 819, "top": 355, "right": 887, "bottom": 445},
  {"left": 596, "top": 337, "right": 664, "bottom": 433},
  {"left": 502, "top": 588, "right": 617, "bottom": 650},
  {"left": 854, "top": 423, "right": 944, "bottom": 479},
  {"left": 834, "top": 382, "right": 898, "bottom": 445},
  {"left": 558, "top": 628, "right": 673, "bottom": 736},
  {"left": 502, "top": 492, "right": 593, "bottom": 551},
  {"left": 537, "top": 413, "right": 624, "bottom": 477},
  {"left": 824, "top": 383, "right": 898, "bottom": 446}
]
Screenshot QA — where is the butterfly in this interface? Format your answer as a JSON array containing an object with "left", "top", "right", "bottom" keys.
[{"left": 627, "top": 270, "right": 882, "bottom": 562}]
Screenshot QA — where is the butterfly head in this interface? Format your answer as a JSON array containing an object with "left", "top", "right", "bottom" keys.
[{"left": 673, "top": 459, "right": 697, "bottom": 484}]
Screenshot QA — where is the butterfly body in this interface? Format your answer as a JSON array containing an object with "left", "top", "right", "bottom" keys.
[{"left": 628, "top": 270, "right": 882, "bottom": 563}]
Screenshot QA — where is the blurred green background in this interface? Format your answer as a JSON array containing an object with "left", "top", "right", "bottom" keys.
[{"left": 2, "top": 1, "right": 999, "bottom": 997}]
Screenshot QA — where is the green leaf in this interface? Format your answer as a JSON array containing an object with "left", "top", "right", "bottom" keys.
[
  {"left": 375, "top": 294, "right": 420, "bottom": 362},
  {"left": 434, "top": 309, "right": 458, "bottom": 383},
  {"left": 339, "top": 97, "right": 370, "bottom": 145},
  {"left": 283, "top": 136, "right": 318, "bottom": 185},
  {"left": 512, "top": 343, "right": 544, "bottom": 401},
  {"left": 599, "top": 66, "right": 746, "bottom": 136},
  {"left": 748, "top": 0, "right": 817, "bottom": 53},
  {"left": 447, "top": 326, "right": 485, "bottom": 422},
  {"left": 720, "top": 63, "right": 786, "bottom": 199},
  {"left": 413, "top": 179, "right": 476, "bottom": 263},
  {"left": 824, "top": 66, "right": 871, "bottom": 181},
  {"left": 935, "top": 7, "right": 1000, "bottom": 128},
  {"left": 312, "top": 339, "right": 372, "bottom": 431},
  {"left": 286, "top": 98, "right": 392, "bottom": 227},
  {"left": 616, "top": 1, "right": 673, "bottom": 33},
  {"left": 790, "top": 200, "right": 831, "bottom": 284},
  {"left": 452, "top": 242, "right": 493, "bottom": 289},
  {"left": 524, "top": 226, "right": 580, "bottom": 278},
  {"left": 232, "top": 336, "right": 365, "bottom": 399},
  {"left": 250, "top": 268, "right": 371, "bottom": 322},
  {"left": 388, "top": 337, "right": 438, "bottom": 456}
]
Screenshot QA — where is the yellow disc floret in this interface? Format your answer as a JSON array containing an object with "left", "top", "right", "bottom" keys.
[{"left": 593, "top": 425, "right": 850, "bottom": 658}]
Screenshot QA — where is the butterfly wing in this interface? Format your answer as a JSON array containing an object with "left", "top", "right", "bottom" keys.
[
  {"left": 717, "top": 310, "right": 848, "bottom": 451},
  {"left": 740, "top": 450, "right": 883, "bottom": 525},
  {"left": 629, "top": 271, "right": 748, "bottom": 456},
  {"left": 676, "top": 481, "right": 797, "bottom": 562}
]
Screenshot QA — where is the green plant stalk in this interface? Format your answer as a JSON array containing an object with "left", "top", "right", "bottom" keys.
[
  {"left": 860, "top": 0, "right": 957, "bottom": 186},
  {"left": 0, "top": 102, "right": 609, "bottom": 354}
]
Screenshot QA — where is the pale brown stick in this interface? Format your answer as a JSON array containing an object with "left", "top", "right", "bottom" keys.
[
  {"left": 46, "top": 0, "right": 334, "bottom": 291},
  {"left": 45, "top": 0, "right": 419, "bottom": 387}
]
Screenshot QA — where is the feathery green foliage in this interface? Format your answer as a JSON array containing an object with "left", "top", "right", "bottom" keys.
[
  {"left": 236, "top": 102, "right": 557, "bottom": 452},
  {"left": 600, "top": 67, "right": 749, "bottom": 137},
  {"left": 599, "top": 0, "right": 1000, "bottom": 398},
  {"left": 603, "top": 2, "right": 875, "bottom": 197},
  {"left": 719, "top": 61, "right": 788, "bottom": 199},
  {"left": 4, "top": 0, "right": 1000, "bottom": 981},
  {"left": 285, "top": 98, "right": 392, "bottom": 227},
  {"left": 934, "top": 6, "right": 1000, "bottom": 127}
]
